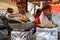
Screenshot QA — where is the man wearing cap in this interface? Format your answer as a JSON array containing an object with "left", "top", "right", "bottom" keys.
[
  {"left": 42, "top": 5, "right": 53, "bottom": 24},
  {"left": 5, "top": 2, "right": 35, "bottom": 31},
  {"left": 16, "top": 2, "right": 35, "bottom": 31},
  {"left": 16, "top": 2, "right": 35, "bottom": 22},
  {"left": 6, "top": 2, "right": 35, "bottom": 23},
  {"left": 42, "top": 5, "right": 60, "bottom": 32}
]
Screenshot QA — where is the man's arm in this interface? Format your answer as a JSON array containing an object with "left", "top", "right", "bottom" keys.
[{"left": 5, "top": 13, "right": 14, "bottom": 20}]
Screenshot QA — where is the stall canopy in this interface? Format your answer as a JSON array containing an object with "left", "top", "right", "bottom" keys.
[
  {"left": 28, "top": 0, "right": 59, "bottom": 2},
  {"left": 51, "top": 5, "right": 60, "bottom": 13}
]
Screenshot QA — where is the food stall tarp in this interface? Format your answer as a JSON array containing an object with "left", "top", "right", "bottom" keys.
[{"left": 51, "top": 5, "right": 60, "bottom": 13}]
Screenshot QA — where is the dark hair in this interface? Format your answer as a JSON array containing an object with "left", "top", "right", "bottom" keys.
[
  {"left": 16, "top": 2, "right": 26, "bottom": 7},
  {"left": 7, "top": 8, "right": 13, "bottom": 11},
  {"left": 36, "top": 9, "right": 42, "bottom": 13},
  {"left": 42, "top": 5, "right": 51, "bottom": 11}
]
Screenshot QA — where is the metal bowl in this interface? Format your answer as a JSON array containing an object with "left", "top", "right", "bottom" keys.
[{"left": 9, "top": 22, "right": 35, "bottom": 31}]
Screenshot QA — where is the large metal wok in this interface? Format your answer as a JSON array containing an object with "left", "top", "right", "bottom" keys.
[{"left": 8, "top": 22, "right": 35, "bottom": 31}]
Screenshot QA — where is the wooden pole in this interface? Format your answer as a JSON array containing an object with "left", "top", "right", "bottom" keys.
[
  {"left": 25, "top": 0, "right": 28, "bottom": 11},
  {"left": 34, "top": 0, "right": 37, "bottom": 14}
]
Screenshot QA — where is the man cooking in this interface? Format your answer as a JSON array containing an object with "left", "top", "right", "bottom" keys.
[
  {"left": 42, "top": 5, "right": 60, "bottom": 32},
  {"left": 16, "top": 2, "right": 35, "bottom": 22},
  {"left": 5, "top": 2, "right": 35, "bottom": 31},
  {"left": 7, "top": 2, "right": 35, "bottom": 22}
]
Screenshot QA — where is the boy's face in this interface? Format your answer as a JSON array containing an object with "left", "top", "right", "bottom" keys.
[
  {"left": 37, "top": 11, "right": 42, "bottom": 16},
  {"left": 18, "top": 6, "right": 25, "bottom": 11},
  {"left": 36, "top": 9, "right": 42, "bottom": 16},
  {"left": 17, "top": 4, "right": 26, "bottom": 14},
  {"left": 43, "top": 9, "right": 51, "bottom": 16}
]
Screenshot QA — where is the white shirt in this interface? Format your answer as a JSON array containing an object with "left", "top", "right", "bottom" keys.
[
  {"left": 42, "top": 14, "right": 60, "bottom": 32},
  {"left": 25, "top": 12, "right": 35, "bottom": 22},
  {"left": 14, "top": 11, "right": 35, "bottom": 22},
  {"left": 42, "top": 17, "right": 53, "bottom": 24}
]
